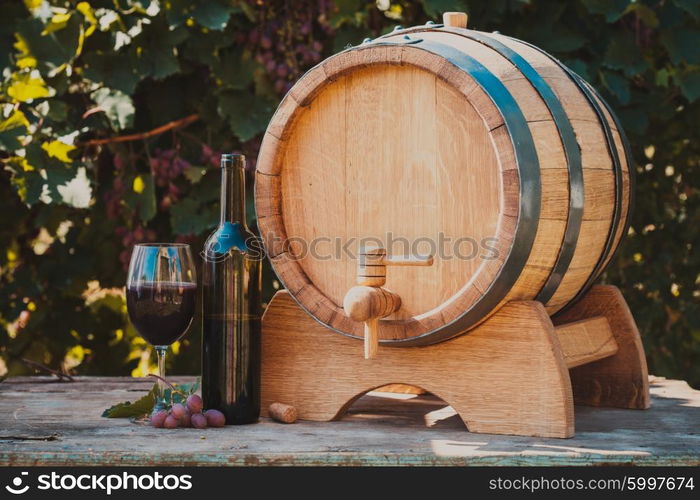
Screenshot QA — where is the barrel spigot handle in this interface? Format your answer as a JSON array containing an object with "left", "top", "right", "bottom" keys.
[{"left": 342, "top": 245, "right": 434, "bottom": 359}]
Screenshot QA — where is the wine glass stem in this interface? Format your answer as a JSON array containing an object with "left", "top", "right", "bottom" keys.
[{"left": 155, "top": 346, "right": 168, "bottom": 410}]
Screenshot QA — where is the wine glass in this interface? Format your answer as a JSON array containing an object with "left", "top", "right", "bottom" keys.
[{"left": 126, "top": 243, "right": 197, "bottom": 411}]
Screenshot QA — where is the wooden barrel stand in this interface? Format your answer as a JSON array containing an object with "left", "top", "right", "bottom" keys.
[{"left": 261, "top": 285, "right": 649, "bottom": 438}]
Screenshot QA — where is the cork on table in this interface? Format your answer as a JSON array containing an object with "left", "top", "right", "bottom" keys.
[{"left": 0, "top": 376, "right": 698, "bottom": 466}]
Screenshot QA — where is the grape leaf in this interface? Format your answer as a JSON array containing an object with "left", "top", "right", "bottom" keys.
[
  {"left": 7, "top": 72, "right": 52, "bottom": 102},
  {"left": 533, "top": 25, "right": 586, "bottom": 53},
  {"left": 677, "top": 70, "right": 700, "bottom": 103},
  {"left": 618, "top": 107, "right": 649, "bottom": 135},
  {"left": 0, "top": 110, "right": 29, "bottom": 151},
  {"left": 47, "top": 100, "right": 68, "bottom": 121},
  {"left": 10, "top": 168, "right": 45, "bottom": 205},
  {"left": 602, "top": 70, "right": 630, "bottom": 105},
  {"left": 102, "top": 384, "right": 157, "bottom": 418},
  {"left": 214, "top": 46, "right": 258, "bottom": 90},
  {"left": 164, "top": 0, "right": 192, "bottom": 27},
  {"left": 183, "top": 166, "right": 207, "bottom": 184},
  {"left": 217, "top": 90, "right": 275, "bottom": 142},
  {"left": 16, "top": 15, "right": 82, "bottom": 76},
  {"left": 42, "top": 140, "right": 76, "bottom": 163},
  {"left": 123, "top": 173, "right": 156, "bottom": 222},
  {"left": 192, "top": 1, "right": 234, "bottom": 31},
  {"left": 581, "top": 0, "right": 629, "bottom": 22},
  {"left": 131, "top": 19, "right": 188, "bottom": 80},
  {"left": 0, "top": 2, "right": 24, "bottom": 72},
  {"left": 561, "top": 59, "right": 591, "bottom": 82},
  {"left": 661, "top": 28, "right": 700, "bottom": 65},
  {"left": 56, "top": 166, "right": 92, "bottom": 209},
  {"left": 170, "top": 197, "right": 218, "bottom": 235},
  {"left": 23, "top": 142, "right": 76, "bottom": 201},
  {"left": 92, "top": 87, "right": 135, "bottom": 130},
  {"left": 626, "top": 3, "right": 659, "bottom": 28},
  {"left": 182, "top": 29, "right": 233, "bottom": 66},
  {"left": 604, "top": 32, "right": 649, "bottom": 76},
  {"left": 83, "top": 51, "right": 141, "bottom": 94}
]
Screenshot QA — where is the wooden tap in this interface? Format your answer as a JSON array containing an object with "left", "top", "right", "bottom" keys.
[{"left": 343, "top": 245, "right": 434, "bottom": 359}]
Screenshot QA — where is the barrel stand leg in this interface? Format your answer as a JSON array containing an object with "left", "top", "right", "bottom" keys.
[
  {"left": 261, "top": 290, "right": 575, "bottom": 438},
  {"left": 553, "top": 285, "right": 650, "bottom": 409}
]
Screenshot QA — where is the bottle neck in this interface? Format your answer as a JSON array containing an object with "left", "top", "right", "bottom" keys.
[{"left": 220, "top": 165, "right": 245, "bottom": 224}]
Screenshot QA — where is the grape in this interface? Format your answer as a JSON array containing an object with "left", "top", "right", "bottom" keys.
[
  {"left": 248, "top": 29, "right": 259, "bottom": 44},
  {"left": 163, "top": 414, "right": 179, "bottom": 429},
  {"left": 172, "top": 157, "right": 189, "bottom": 177},
  {"left": 204, "top": 409, "right": 226, "bottom": 427},
  {"left": 161, "top": 149, "right": 176, "bottom": 160},
  {"left": 186, "top": 394, "right": 203, "bottom": 414},
  {"left": 151, "top": 410, "right": 168, "bottom": 428},
  {"left": 201, "top": 143, "right": 213, "bottom": 159},
  {"left": 171, "top": 403, "right": 187, "bottom": 420},
  {"left": 159, "top": 195, "right": 172, "bottom": 211},
  {"left": 180, "top": 409, "right": 192, "bottom": 428},
  {"left": 113, "top": 154, "right": 126, "bottom": 171},
  {"left": 191, "top": 413, "right": 207, "bottom": 429}
]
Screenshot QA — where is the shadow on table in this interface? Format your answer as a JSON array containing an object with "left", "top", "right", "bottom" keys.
[{"left": 343, "top": 378, "right": 700, "bottom": 459}]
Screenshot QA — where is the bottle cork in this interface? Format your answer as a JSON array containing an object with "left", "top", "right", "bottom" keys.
[{"left": 268, "top": 402, "right": 298, "bottom": 424}]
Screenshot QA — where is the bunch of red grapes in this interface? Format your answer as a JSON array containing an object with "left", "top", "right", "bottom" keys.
[
  {"left": 115, "top": 225, "right": 156, "bottom": 269},
  {"left": 149, "top": 148, "right": 190, "bottom": 211},
  {"left": 244, "top": 0, "right": 333, "bottom": 95},
  {"left": 151, "top": 394, "right": 226, "bottom": 429}
]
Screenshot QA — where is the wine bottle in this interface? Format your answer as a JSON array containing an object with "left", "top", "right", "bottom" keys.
[{"left": 202, "top": 153, "right": 262, "bottom": 424}]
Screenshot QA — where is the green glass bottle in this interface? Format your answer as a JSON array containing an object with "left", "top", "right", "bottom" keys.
[{"left": 201, "top": 153, "right": 262, "bottom": 424}]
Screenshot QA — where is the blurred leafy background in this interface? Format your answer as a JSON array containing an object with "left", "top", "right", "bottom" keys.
[{"left": 0, "top": 0, "right": 698, "bottom": 387}]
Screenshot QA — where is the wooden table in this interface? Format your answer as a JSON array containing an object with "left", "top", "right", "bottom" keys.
[{"left": 0, "top": 376, "right": 698, "bottom": 466}]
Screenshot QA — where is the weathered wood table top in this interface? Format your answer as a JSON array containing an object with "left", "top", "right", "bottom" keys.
[{"left": 0, "top": 376, "right": 698, "bottom": 466}]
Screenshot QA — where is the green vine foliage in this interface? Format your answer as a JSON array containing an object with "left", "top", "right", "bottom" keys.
[{"left": 0, "top": 0, "right": 698, "bottom": 386}]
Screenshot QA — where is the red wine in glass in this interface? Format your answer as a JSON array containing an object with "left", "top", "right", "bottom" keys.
[
  {"left": 126, "top": 282, "right": 197, "bottom": 346},
  {"left": 126, "top": 243, "right": 197, "bottom": 411}
]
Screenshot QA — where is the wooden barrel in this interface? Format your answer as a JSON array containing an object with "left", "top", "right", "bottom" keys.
[{"left": 255, "top": 22, "right": 633, "bottom": 346}]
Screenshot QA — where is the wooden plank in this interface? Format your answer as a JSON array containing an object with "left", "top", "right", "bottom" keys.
[
  {"left": 554, "top": 285, "right": 651, "bottom": 409},
  {"left": 555, "top": 316, "right": 618, "bottom": 368},
  {"left": 0, "top": 375, "right": 697, "bottom": 466}
]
